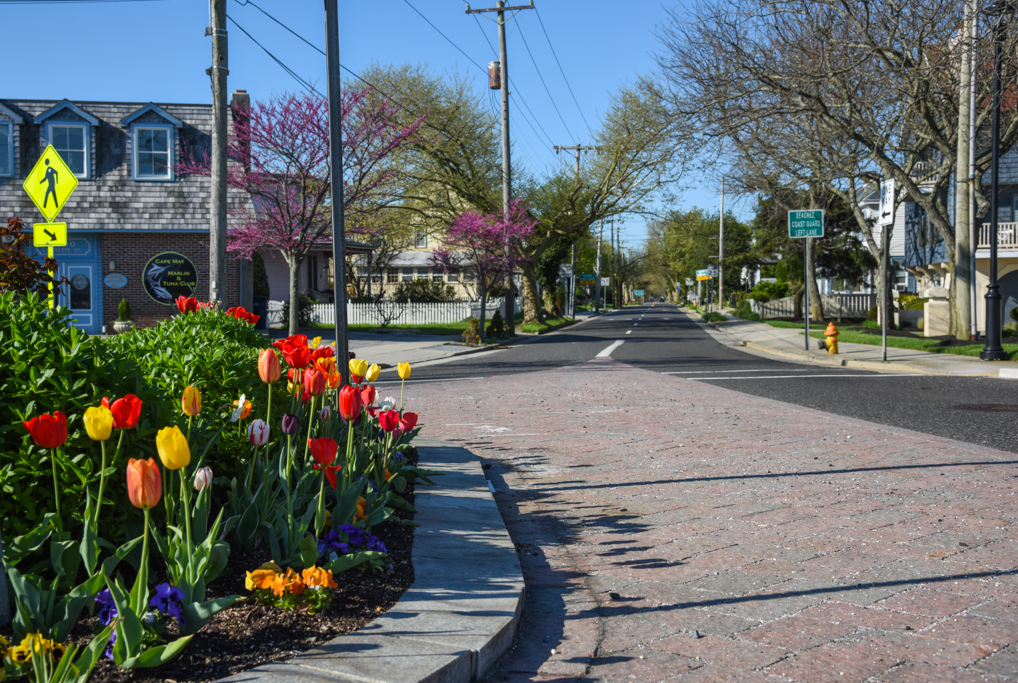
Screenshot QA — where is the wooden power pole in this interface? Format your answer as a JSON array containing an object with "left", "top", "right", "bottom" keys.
[
  {"left": 467, "top": 1, "right": 533, "bottom": 334},
  {"left": 208, "top": 0, "right": 228, "bottom": 305},
  {"left": 555, "top": 143, "right": 597, "bottom": 318}
]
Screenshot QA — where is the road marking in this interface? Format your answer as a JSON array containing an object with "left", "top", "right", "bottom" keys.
[
  {"left": 663, "top": 369, "right": 811, "bottom": 374},
  {"left": 596, "top": 340, "right": 625, "bottom": 358},
  {"left": 374, "top": 376, "right": 485, "bottom": 384},
  {"left": 690, "top": 374, "right": 922, "bottom": 381},
  {"left": 626, "top": 330, "right": 632, "bottom": 334}
]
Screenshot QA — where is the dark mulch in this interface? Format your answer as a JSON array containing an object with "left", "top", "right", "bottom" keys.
[{"left": 16, "top": 446, "right": 418, "bottom": 683}]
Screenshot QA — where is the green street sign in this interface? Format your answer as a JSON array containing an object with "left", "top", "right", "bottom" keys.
[
  {"left": 634, "top": 289, "right": 645, "bottom": 296},
  {"left": 788, "top": 209, "right": 824, "bottom": 238},
  {"left": 578, "top": 273, "right": 596, "bottom": 285}
]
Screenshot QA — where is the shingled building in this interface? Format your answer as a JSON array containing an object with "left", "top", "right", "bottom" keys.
[{"left": 0, "top": 94, "right": 254, "bottom": 332}]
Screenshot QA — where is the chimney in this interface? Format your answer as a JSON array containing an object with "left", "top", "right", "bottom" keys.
[{"left": 230, "top": 89, "right": 251, "bottom": 171}]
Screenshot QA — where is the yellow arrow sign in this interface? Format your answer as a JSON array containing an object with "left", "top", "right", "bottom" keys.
[
  {"left": 33, "top": 222, "right": 68, "bottom": 248},
  {"left": 23, "top": 145, "right": 79, "bottom": 222}
]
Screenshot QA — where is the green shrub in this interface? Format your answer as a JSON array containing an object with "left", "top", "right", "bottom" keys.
[
  {"left": 898, "top": 295, "right": 928, "bottom": 311},
  {"left": 252, "top": 252, "right": 271, "bottom": 298},
  {"left": 100, "top": 307, "right": 284, "bottom": 482},
  {"left": 748, "top": 281, "right": 789, "bottom": 304},
  {"left": 117, "top": 298, "right": 131, "bottom": 321},
  {"left": 866, "top": 304, "right": 878, "bottom": 321},
  {"left": 702, "top": 311, "right": 727, "bottom": 323},
  {"left": 1004, "top": 322, "right": 1018, "bottom": 338},
  {"left": 863, "top": 319, "right": 879, "bottom": 330},
  {"left": 280, "top": 293, "right": 317, "bottom": 327},
  {"left": 486, "top": 309, "right": 506, "bottom": 338},
  {"left": 0, "top": 292, "right": 145, "bottom": 540},
  {"left": 393, "top": 279, "right": 456, "bottom": 303}
]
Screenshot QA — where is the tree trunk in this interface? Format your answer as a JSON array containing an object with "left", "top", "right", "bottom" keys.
[
  {"left": 288, "top": 257, "right": 301, "bottom": 336},
  {"left": 520, "top": 263, "right": 545, "bottom": 324},
  {"left": 793, "top": 284, "right": 805, "bottom": 319},
  {"left": 478, "top": 282, "right": 488, "bottom": 341}
]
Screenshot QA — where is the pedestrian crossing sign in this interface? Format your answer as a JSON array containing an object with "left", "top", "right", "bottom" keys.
[{"left": 24, "top": 145, "right": 79, "bottom": 222}]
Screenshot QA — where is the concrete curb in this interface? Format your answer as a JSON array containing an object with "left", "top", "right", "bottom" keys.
[
  {"left": 222, "top": 439, "right": 524, "bottom": 683},
  {"left": 676, "top": 306, "right": 1005, "bottom": 377}
]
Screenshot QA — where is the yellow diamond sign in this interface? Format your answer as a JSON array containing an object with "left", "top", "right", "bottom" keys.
[{"left": 23, "top": 145, "right": 79, "bottom": 222}]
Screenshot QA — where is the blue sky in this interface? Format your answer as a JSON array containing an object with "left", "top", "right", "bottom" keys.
[{"left": 3, "top": 0, "right": 733, "bottom": 248}]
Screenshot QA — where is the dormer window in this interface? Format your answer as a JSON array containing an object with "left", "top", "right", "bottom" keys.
[
  {"left": 135, "top": 127, "right": 172, "bottom": 179},
  {"left": 0, "top": 122, "right": 11, "bottom": 177},
  {"left": 50, "top": 124, "right": 88, "bottom": 176}
]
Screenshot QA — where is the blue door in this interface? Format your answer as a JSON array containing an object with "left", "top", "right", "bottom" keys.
[{"left": 27, "top": 233, "right": 102, "bottom": 335}]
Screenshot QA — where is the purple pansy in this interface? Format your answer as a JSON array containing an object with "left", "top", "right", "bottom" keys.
[{"left": 150, "top": 582, "right": 186, "bottom": 625}]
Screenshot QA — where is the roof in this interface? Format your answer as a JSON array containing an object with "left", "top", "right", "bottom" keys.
[
  {"left": 34, "top": 99, "right": 100, "bottom": 125},
  {"left": 120, "top": 103, "right": 183, "bottom": 128}
]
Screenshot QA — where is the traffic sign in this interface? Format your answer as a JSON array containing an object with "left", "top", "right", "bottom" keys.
[
  {"left": 634, "top": 289, "right": 645, "bottom": 296},
  {"left": 696, "top": 268, "right": 708, "bottom": 278},
  {"left": 600, "top": 277, "right": 610, "bottom": 286},
  {"left": 24, "top": 146, "right": 79, "bottom": 223},
  {"left": 878, "top": 180, "right": 895, "bottom": 227},
  {"left": 707, "top": 265, "right": 718, "bottom": 277},
  {"left": 33, "top": 223, "right": 67, "bottom": 248},
  {"left": 578, "top": 273, "right": 596, "bottom": 285},
  {"left": 788, "top": 209, "right": 824, "bottom": 238},
  {"left": 684, "top": 278, "right": 693, "bottom": 286}
]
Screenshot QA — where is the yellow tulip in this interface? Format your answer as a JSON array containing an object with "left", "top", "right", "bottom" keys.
[
  {"left": 156, "top": 425, "right": 191, "bottom": 471},
  {"left": 365, "top": 364, "right": 381, "bottom": 382},
  {"left": 83, "top": 405, "right": 113, "bottom": 441},
  {"left": 349, "top": 358, "right": 368, "bottom": 379},
  {"left": 398, "top": 362, "right": 411, "bottom": 380},
  {"left": 181, "top": 386, "right": 202, "bottom": 416}
]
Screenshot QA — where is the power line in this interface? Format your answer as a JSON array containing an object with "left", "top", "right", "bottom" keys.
[
  {"left": 402, "top": 0, "right": 487, "bottom": 75},
  {"left": 534, "top": 5, "right": 594, "bottom": 138},
  {"left": 516, "top": 19, "right": 574, "bottom": 141},
  {"left": 227, "top": 14, "right": 321, "bottom": 97},
  {"left": 235, "top": 0, "right": 324, "bottom": 56}
]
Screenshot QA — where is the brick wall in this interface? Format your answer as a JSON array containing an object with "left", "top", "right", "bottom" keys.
[{"left": 101, "top": 232, "right": 241, "bottom": 329}]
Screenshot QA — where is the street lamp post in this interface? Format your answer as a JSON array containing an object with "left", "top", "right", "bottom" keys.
[{"left": 980, "top": 0, "right": 1014, "bottom": 360}]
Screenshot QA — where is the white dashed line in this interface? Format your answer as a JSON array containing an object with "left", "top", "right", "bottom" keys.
[
  {"left": 596, "top": 340, "right": 626, "bottom": 358},
  {"left": 626, "top": 330, "right": 632, "bottom": 335}
]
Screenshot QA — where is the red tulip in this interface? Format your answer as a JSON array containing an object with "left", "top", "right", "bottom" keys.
[
  {"left": 377, "top": 410, "right": 399, "bottom": 432},
  {"left": 314, "top": 462, "right": 342, "bottom": 489},
  {"left": 102, "top": 394, "right": 143, "bottom": 430},
  {"left": 303, "top": 367, "right": 326, "bottom": 396},
  {"left": 338, "top": 385, "right": 363, "bottom": 421},
  {"left": 126, "top": 457, "right": 162, "bottom": 510},
  {"left": 282, "top": 345, "right": 311, "bottom": 369},
  {"left": 311, "top": 346, "right": 334, "bottom": 361},
  {"left": 22, "top": 411, "right": 68, "bottom": 448},
  {"left": 175, "top": 295, "right": 199, "bottom": 314},
  {"left": 258, "top": 348, "right": 282, "bottom": 384},
  {"left": 273, "top": 334, "right": 308, "bottom": 351},
  {"left": 360, "top": 385, "right": 376, "bottom": 407},
  {"left": 308, "top": 437, "right": 338, "bottom": 466},
  {"left": 399, "top": 412, "right": 419, "bottom": 432}
]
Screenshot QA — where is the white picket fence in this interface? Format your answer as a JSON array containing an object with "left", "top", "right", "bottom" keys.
[
  {"left": 266, "top": 298, "right": 523, "bottom": 328},
  {"left": 758, "top": 293, "right": 876, "bottom": 319}
]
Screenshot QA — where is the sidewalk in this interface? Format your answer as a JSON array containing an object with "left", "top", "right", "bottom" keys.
[{"left": 688, "top": 310, "right": 1016, "bottom": 378}]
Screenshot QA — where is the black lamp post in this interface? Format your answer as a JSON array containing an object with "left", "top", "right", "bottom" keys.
[{"left": 981, "top": 0, "right": 1015, "bottom": 360}]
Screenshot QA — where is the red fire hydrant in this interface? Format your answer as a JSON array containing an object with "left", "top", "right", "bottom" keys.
[{"left": 824, "top": 321, "right": 840, "bottom": 354}]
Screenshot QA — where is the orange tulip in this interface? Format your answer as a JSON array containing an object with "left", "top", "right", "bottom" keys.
[
  {"left": 258, "top": 348, "right": 282, "bottom": 384},
  {"left": 126, "top": 458, "right": 162, "bottom": 510},
  {"left": 315, "top": 356, "right": 337, "bottom": 377},
  {"left": 303, "top": 367, "right": 326, "bottom": 396}
]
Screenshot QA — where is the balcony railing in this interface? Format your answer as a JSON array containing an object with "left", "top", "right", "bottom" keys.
[{"left": 977, "top": 222, "right": 1018, "bottom": 249}]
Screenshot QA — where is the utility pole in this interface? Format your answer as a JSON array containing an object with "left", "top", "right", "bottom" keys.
[
  {"left": 554, "top": 143, "right": 598, "bottom": 319},
  {"left": 955, "top": 0, "right": 973, "bottom": 340},
  {"left": 719, "top": 178, "right": 725, "bottom": 309},
  {"left": 969, "top": 0, "right": 979, "bottom": 338},
  {"left": 325, "top": 0, "right": 350, "bottom": 383},
  {"left": 468, "top": 1, "right": 533, "bottom": 335},
  {"left": 595, "top": 218, "right": 603, "bottom": 314},
  {"left": 208, "top": 0, "right": 228, "bottom": 305}
]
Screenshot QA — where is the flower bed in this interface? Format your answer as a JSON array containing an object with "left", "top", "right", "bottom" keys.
[{"left": 1, "top": 294, "right": 434, "bottom": 682}]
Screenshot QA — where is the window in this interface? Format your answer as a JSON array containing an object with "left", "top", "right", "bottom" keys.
[
  {"left": 432, "top": 270, "right": 444, "bottom": 282},
  {"left": 387, "top": 269, "right": 399, "bottom": 284},
  {"left": 134, "top": 126, "right": 172, "bottom": 180},
  {"left": 401, "top": 268, "right": 415, "bottom": 282},
  {"left": 50, "top": 124, "right": 87, "bottom": 176},
  {"left": 462, "top": 269, "right": 476, "bottom": 283},
  {"left": 416, "top": 268, "right": 429, "bottom": 280},
  {"left": 448, "top": 271, "right": 460, "bottom": 283},
  {"left": 415, "top": 230, "right": 428, "bottom": 248},
  {"left": 371, "top": 270, "right": 382, "bottom": 284},
  {"left": 0, "top": 122, "right": 11, "bottom": 177}
]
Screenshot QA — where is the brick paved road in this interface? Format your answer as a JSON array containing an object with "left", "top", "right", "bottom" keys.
[{"left": 406, "top": 358, "right": 1018, "bottom": 683}]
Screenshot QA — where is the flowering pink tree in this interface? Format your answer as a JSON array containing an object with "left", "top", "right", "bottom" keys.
[
  {"left": 432, "top": 200, "right": 536, "bottom": 339},
  {"left": 180, "top": 88, "right": 425, "bottom": 334}
]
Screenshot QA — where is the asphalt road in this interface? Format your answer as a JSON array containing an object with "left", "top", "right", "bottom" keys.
[{"left": 377, "top": 303, "right": 1018, "bottom": 454}]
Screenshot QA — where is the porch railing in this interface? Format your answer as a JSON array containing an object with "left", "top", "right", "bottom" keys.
[
  {"left": 977, "top": 222, "right": 1018, "bottom": 249},
  {"left": 266, "top": 297, "right": 523, "bottom": 328}
]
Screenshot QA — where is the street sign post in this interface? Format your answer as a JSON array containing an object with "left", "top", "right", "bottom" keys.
[
  {"left": 878, "top": 180, "right": 895, "bottom": 227},
  {"left": 24, "top": 147, "right": 79, "bottom": 310},
  {"left": 788, "top": 209, "right": 825, "bottom": 350}
]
